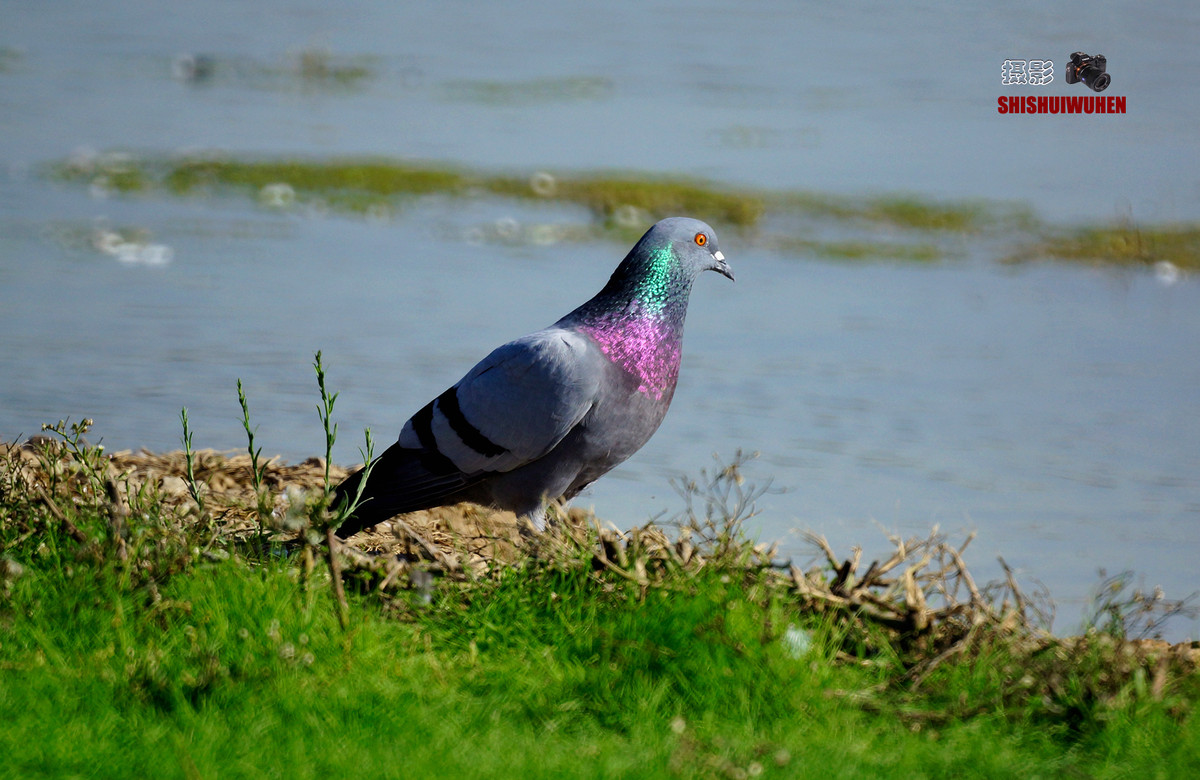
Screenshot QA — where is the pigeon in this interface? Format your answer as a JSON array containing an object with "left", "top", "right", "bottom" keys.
[{"left": 333, "top": 216, "right": 733, "bottom": 537}]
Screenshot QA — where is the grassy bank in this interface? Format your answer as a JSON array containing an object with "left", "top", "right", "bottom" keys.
[{"left": 2, "top": 409, "right": 1198, "bottom": 779}]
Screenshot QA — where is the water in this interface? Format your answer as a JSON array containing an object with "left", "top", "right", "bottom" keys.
[{"left": 1, "top": 1, "right": 1198, "bottom": 638}]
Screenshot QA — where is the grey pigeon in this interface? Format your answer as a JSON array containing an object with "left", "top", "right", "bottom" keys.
[{"left": 333, "top": 217, "right": 733, "bottom": 537}]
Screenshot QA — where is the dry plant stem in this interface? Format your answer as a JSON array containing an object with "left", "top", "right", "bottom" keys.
[
  {"left": 804, "top": 531, "right": 840, "bottom": 569},
  {"left": 300, "top": 544, "right": 315, "bottom": 592},
  {"left": 998, "top": 557, "right": 1027, "bottom": 619},
  {"left": 104, "top": 477, "right": 129, "bottom": 562},
  {"left": 34, "top": 485, "right": 89, "bottom": 545},
  {"left": 376, "top": 560, "right": 407, "bottom": 593},
  {"left": 906, "top": 630, "right": 978, "bottom": 690},
  {"left": 325, "top": 527, "right": 349, "bottom": 629},
  {"left": 392, "top": 519, "right": 448, "bottom": 566},
  {"left": 596, "top": 548, "right": 649, "bottom": 585},
  {"left": 944, "top": 544, "right": 985, "bottom": 608},
  {"left": 792, "top": 527, "right": 1058, "bottom": 654}
]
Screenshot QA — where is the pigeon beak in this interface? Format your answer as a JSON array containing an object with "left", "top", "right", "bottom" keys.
[{"left": 711, "top": 250, "right": 735, "bottom": 282}]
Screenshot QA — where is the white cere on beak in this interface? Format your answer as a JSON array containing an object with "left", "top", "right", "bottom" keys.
[{"left": 713, "top": 250, "right": 725, "bottom": 261}]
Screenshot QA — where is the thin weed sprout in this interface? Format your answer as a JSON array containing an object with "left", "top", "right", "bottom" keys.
[
  {"left": 4, "top": 419, "right": 214, "bottom": 584},
  {"left": 178, "top": 407, "right": 205, "bottom": 518},
  {"left": 168, "top": 354, "right": 378, "bottom": 628},
  {"left": 313, "top": 350, "right": 338, "bottom": 501},
  {"left": 37, "top": 418, "right": 107, "bottom": 503},
  {"left": 236, "top": 378, "right": 272, "bottom": 545},
  {"left": 0, "top": 435, "right": 25, "bottom": 515},
  {"left": 309, "top": 350, "right": 376, "bottom": 629},
  {"left": 23, "top": 419, "right": 108, "bottom": 553},
  {"left": 306, "top": 351, "right": 378, "bottom": 530},
  {"left": 30, "top": 420, "right": 143, "bottom": 568}
]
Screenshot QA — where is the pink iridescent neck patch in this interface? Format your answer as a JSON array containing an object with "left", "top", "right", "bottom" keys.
[{"left": 578, "top": 314, "right": 681, "bottom": 400}]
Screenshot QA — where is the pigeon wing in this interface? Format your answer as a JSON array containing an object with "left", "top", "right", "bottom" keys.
[
  {"left": 334, "top": 328, "right": 602, "bottom": 537},
  {"left": 397, "top": 327, "right": 603, "bottom": 475}
]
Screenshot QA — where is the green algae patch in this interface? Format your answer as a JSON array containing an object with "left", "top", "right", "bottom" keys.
[
  {"left": 862, "top": 195, "right": 986, "bottom": 231},
  {"left": 164, "top": 158, "right": 467, "bottom": 200},
  {"left": 96, "top": 165, "right": 152, "bottom": 194},
  {"left": 45, "top": 151, "right": 1200, "bottom": 269},
  {"left": 0, "top": 47, "right": 22, "bottom": 73},
  {"left": 1020, "top": 225, "right": 1200, "bottom": 269},
  {"left": 43, "top": 153, "right": 973, "bottom": 232},
  {"left": 442, "top": 75, "right": 614, "bottom": 105},
  {"left": 53, "top": 154, "right": 767, "bottom": 227},
  {"left": 525, "top": 174, "right": 766, "bottom": 228},
  {"left": 773, "top": 236, "right": 944, "bottom": 263},
  {"left": 291, "top": 49, "right": 374, "bottom": 88},
  {"left": 169, "top": 49, "right": 377, "bottom": 92},
  {"left": 774, "top": 192, "right": 1035, "bottom": 233}
]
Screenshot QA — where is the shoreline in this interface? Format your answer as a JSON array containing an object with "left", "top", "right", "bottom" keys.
[{"left": 4, "top": 439, "right": 1197, "bottom": 664}]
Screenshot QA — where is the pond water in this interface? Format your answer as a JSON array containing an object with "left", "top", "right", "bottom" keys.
[{"left": 2, "top": 1, "right": 1198, "bottom": 638}]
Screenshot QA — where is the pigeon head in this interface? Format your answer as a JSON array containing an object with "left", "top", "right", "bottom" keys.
[
  {"left": 565, "top": 217, "right": 733, "bottom": 400},
  {"left": 612, "top": 217, "right": 733, "bottom": 307},
  {"left": 634, "top": 216, "right": 733, "bottom": 279},
  {"left": 583, "top": 217, "right": 733, "bottom": 320}
]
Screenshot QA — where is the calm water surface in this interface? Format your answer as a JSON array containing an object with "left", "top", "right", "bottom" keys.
[{"left": 2, "top": 1, "right": 1198, "bottom": 637}]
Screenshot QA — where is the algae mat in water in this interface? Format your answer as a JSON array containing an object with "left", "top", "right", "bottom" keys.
[{"left": 48, "top": 151, "right": 1200, "bottom": 269}]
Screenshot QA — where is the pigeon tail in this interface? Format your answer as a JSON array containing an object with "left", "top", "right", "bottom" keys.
[{"left": 332, "top": 442, "right": 476, "bottom": 539}]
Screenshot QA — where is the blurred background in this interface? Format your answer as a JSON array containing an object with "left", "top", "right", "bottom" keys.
[{"left": 1, "top": 1, "right": 1198, "bottom": 638}]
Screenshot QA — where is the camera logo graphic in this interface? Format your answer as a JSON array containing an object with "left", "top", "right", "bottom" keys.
[{"left": 1064, "top": 52, "right": 1110, "bottom": 92}]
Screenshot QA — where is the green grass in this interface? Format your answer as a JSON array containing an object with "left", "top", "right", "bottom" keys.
[
  {"left": 3, "top": 534, "right": 1196, "bottom": 779},
  {"left": 2, "top": 387, "right": 1197, "bottom": 778},
  {"left": 2, "top": 475, "right": 1197, "bottom": 778}
]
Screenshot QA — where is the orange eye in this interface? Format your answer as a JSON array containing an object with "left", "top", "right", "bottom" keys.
[{"left": 694, "top": 232, "right": 707, "bottom": 247}]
